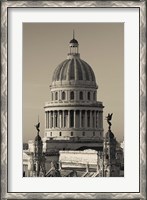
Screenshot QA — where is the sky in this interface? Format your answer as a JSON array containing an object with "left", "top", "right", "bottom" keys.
[{"left": 23, "top": 23, "right": 124, "bottom": 143}]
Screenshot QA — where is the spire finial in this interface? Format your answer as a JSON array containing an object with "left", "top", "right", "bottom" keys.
[{"left": 73, "top": 29, "right": 75, "bottom": 39}]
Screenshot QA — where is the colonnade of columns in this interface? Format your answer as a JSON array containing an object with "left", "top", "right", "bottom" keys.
[{"left": 45, "top": 110, "right": 103, "bottom": 129}]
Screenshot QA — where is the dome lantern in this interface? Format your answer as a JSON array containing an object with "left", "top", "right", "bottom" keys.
[{"left": 69, "top": 30, "right": 79, "bottom": 55}]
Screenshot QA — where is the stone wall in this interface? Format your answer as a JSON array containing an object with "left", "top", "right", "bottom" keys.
[{"left": 59, "top": 149, "right": 98, "bottom": 165}]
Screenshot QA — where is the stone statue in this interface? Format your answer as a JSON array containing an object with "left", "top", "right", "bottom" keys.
[
  {"left": 35, "top": 122, "right": 40, "bottom": 132},
  {"left": 105, "top": 113, "right": 113, "bottom": 130}
]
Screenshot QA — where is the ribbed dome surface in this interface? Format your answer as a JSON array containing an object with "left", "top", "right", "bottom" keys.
[{"left": 52, "top": 57, "right": 96, "bottom": 82}]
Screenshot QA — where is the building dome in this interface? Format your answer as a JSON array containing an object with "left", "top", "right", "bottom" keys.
[
  {"left": 44, "top": 34, "right": 104, "bottom": 147},
  {"left": 52, "top": 57, "right": 96, "bottom": 83},
  {"left": 51, "top": 35, "right": 97, "bottom": 89}
]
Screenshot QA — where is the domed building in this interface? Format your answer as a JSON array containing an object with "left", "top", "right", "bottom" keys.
[
  {"left": 24, "top": 35, "right": 124, "bottom": 177},
  {"left": 43, "top": 35, "right": 104, "bottom": 153}
]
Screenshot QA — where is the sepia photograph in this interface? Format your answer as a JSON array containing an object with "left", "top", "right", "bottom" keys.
[
  {"left": 22, "top": 23, "right": 124, "bottom": 177},
  {"left": 1, "top": 1, "right": 146, "bottom": 199}
]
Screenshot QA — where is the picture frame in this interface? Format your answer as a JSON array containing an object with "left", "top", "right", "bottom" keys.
[{"left": 1, "top": 0, "right": 146, "bottom": 199}]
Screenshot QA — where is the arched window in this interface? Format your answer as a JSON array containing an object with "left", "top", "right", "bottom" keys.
[
  {"left": 62, "top": 91, "right": 66, "bottom": 100},
  {"left": 55, "top": 92, "right": 58, "bottom": 100},
  {"left": 79, "top": 91, "right": 83, "bottom": 100},
  {"left": 59, "top": 132, "right": 62, "bottom": 136},
  {"left": 70, "top": 91, "right": 74, "bottom": 100},
  {"left": 87, "top": 92, "right": 90, "bottom": 100}
]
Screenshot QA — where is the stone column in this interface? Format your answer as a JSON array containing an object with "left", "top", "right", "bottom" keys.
[
  {"left": 97, "top": 111, "right": 99, "bottom": 129},
  {"left": 100, "top": 111, "right": 103, "bottom": 129},
  {"left": 54, "top": 111, "right": 56, "bottom": 127},
  {"left": 68, "top": 110, "right": 70, "bottom": 128},
  {"left": 51, "top": 111, "right": 53, "bottom": 128},
  {"left": 94, "top": 111, "right": 96, "bottom": 128},
  {"left": 57, "top": 111, "right": 59, "bottom": 127},
  {"left": 46, "top": 112, "right": 48, "bottom": 128},
  {"left": 63, "top": 110, "right": 65, "bottom": 127},
  {"left": 99, "top": 111, "right": 100, "bottom": 129},
  {"left": 49, "top": 111, "right": 51, "bottom": 128},
  {"left": 85, "top": 110, "right": 87, "bottom": 128},
  {"left": 96, "top": 111, "right": 98, "bottom": 128},
  {"left": 79, "top": 110, "right": 82, "bottom": 128},
  {"left": 60, "top": 111, "right": 62, "bottom": 128},
  {"left": 74, "top": 110, "right": 76, "bottom": 128},
  {"left": 93, "top": 111, "right": 95, "bottom": 128},
  {"left": 55, "top": 111, "right": 57, "bottom": 127},
  {"left": 52, "top": 111, "right": 55, "bottom": 128},
  {"left": 90, "top": 111, "right": 93, "bottom": 128}
]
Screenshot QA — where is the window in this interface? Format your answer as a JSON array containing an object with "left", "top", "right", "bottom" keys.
[
  {"left": 50, "top": 132, "right": 52, "bottom": 136},
  {"left": 71, "top": 132, "right": 73, "bottom": 136},
  {"left": 55, "top": 92, "right": 58, "bottom": 100},
  {"left": 59, "top": 132, "right": 62, "bottom": 136},
  {"left": 79, "top": 91, "right": 83, "bottom": 100},
  {"left": 62, "top": 91, "right": 66, "bottom": 100},
  {"left": 87, "top": 92, "right": 90, "bottom": 100},
  {"left": 70, "top": 91, "right": 74, "bottom": 100},
  {"left": 93, "top": 132, "right": 95, "bottom": 136},
  {"left": 82, "top": 132, "right": 85, "bottom": 136}
]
